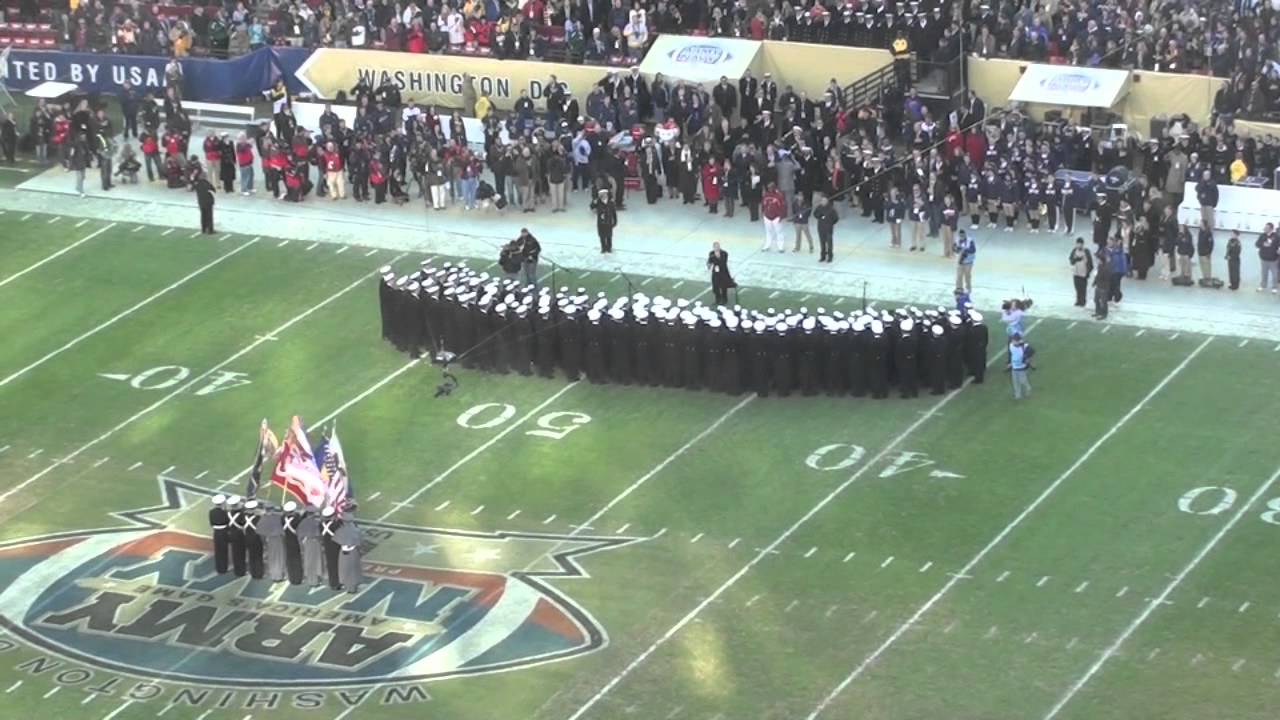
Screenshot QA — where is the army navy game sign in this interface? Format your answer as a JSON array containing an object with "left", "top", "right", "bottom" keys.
[{"left": 0, "top": 477, "right": 634, "bottom": 712}]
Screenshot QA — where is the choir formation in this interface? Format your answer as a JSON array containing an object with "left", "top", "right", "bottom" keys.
[{"left": 378, "top": 260, "right": 990, "bottom": 398}]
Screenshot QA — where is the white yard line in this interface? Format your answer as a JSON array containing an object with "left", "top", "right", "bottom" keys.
[
  {"left": 804, "top": 336, "right": 1214, "bottom": 720},
  {"left": 1043, "top": 460, "right": 1280, "bottom": 720},
  {"left": 0, "top": 238, "right": 259, "bottom": 389},
  {"left": 565, "top": 335, "right": 1023, "bottom": 720},
  {"left": 0, "top": 223, "right": 116, "bottom": 289},
  {"left": 46, "top": 216, "right": 61, "bottom": 224},
  {"left": 374, "top": 382, "right": 581, "bottom": 523},
  {"left": 0, "top": 257, "right": 404, "bottom": 511},
  {"left": 102, "top": 700, "right": 134, "bottom": 720},
  {"left": 335, "top": 245, "right": 349, "bottom": 254},
  {"left": 161, "top": 228, "right": 174, "bottom": 236},
  {"left": 75, "top": 219, "right": 89, "bottom": 228}
]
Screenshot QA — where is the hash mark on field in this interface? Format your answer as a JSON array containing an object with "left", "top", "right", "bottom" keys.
[
  {"left": 862, "top": 610, "right": 878, "bottom": 624},
  {"left": 161, "top": 227, "right": 173, "bottom": 235},
  {"left": 391, "top": 501, "right": 414, "bottom": 510},
  {"left": 804, "top": 546, "right": 818, "bottom": 558},
  {"left": 543, "top": 514, "right": 557, "bottom": 525},
  {"left": 843, "top": 552, "right": 856, "bottom": 563},
  {"left": 984, "top": 625, "right": 998, "bottom": 639},
  {"left": 75, "top": 219, "right": 89, "bottom": 228},
  {"left": 609, "top": 274, "right": 621, "bottom": 283},
  {"left": 665, "top": 708, "right": 684, "bottom": 720},
  {"left": 768, "top": 290, "right": 780, "bottom": 299},
  {"left": 507, "top": 510, "right": 521, "bottom": 520},
  {"left": 1239, "top": 339, "right": 1249, "bottom": 348},
  {"left": 826, "top": 605, "right": 840, "bottom": 618},
  {"left": 1101, "top": 325, "right": 1111, "bottom": 334},
  {"left": 616, "top": 523, "right": 631, "bottom": 534},
  {"left": 996, "top": 570, "right": 1010, "bottom": 583},
  {"left": 1191, "top": 653, "right": 1204, "bottom": 666},
  {"left": 1197, "top": 596, "right": 1210, "bottom": 608},
  {"left": 434, "top": 501, "right": 451, "bottom": 511},
  {"left": 277, "top": 240, "right": 289, "bottom": 247},
  {"left": 4, "top": 681, "right": 20, "bottom": 692},
  {"left": 785, "top": 600, "right": 799, "bottom": 613},
  {"left": 92, "top": 457, "right": 109, "bottom": 468},
  {"left": 1136, "top": 329, "right": 1146, "bottom": 337},
  {"left": 0, "top": 445, "right": 7, "bottom": 454},
  {"left": 690, "top": 533, "right": 704, "bottom": 544},
  {"left": 943, "top": 621, "right": 957, "bottom": 634},
  {"left": 1075, "top": 581, "right": 1090, "bottom": 593},
  {"left": 651, "top": 528, "right": 667, "bottom": 539},
  {"left": 82, "top": 693, "right": 95, "bottom": 704},
  {"left": 195, "top": 711, "right": 211, "bottom": 720},
  {"left": 1274, "top": 343, "right": 1280, "bottom": 352},
  {"left": 132, "top": 225, "right": 144, "bottom": 232},
  {"left": 1037, "top": 575, "right": 1051, "bottom": 587},
  {"left": 128, "top": 462, "right": 143, "bottom": 471},
  {"left": 161, "top": 465, "right": 175, "bottom": 475},
  {"left": 367, "top": 491, "right": 380, "bottom": 500},
  {"left": 1024, "top": 632, "right": 1038, "bottom": 644},
  {"left": 1238, "top": 601, "right": 1251, "bottom": 613},
  {"left": 470, "top": 505, "right": 485, "bottom": 515},
  {"left": 20, "top": 214, "right": 32, "bottom": 221},
  {"left": 728, "top": 537, "right": 740, "bottom": 548},
  {"left": 1115, "top": 586, "right": 1129, "bottom": 598},
  {"left": 1067, "top": 321, "right": 1078, "bottom": 329},
  {"left": 918, "top": 561, "right": 933, "bottom": 573},
  {"left": 188, "top": 230, "right": 201, "bottom": 238},
  {"left": 365, "top": 249, "right": 379, "bottom": 256},
  {"left": 193, "top": 470, "right": 208, "bottom": 480},
  {"left": 26, "top": 449, "right": 42, "bottom": 459},
  {"left": 1147, "top": 648, "right": 1161, "bottom": 661},
  {"left": 1170, "top": 333, "right": 1180, "bottom": 340},
  {"left": 103, "top": 701, "right": 135, "bottom": 720},
  {"left": 880, "top": 556, "right": 894, "bottom": 568},
  {"left": 47, "top": 216, "right": 60, "bottom": 224},
  {"left": 335, "top": 246, "right": 349, "bottom": 254},
  {"left": 800, "top": 294, "right": 811, "bottom": 302},
  {"left": 1066, "top": 637, "right": 1078, "bottom": 650},
  {"left": 43, "top": 687, "right": 59, "bottom": 698},
  {"left": 306, "top": 243, "right": 319, "bottom": 251},
  {"left": 745, "top": 595, "right": 760, "bottom": 608},
  {"left": 579, "top": 272, "right": 593, "bottom": 280},
  {"left": 641, "top": 277, "right": 654, "bottom": 286},
  {"left": 1233, "top": 658, "right": 1247, "bottom": 672}
]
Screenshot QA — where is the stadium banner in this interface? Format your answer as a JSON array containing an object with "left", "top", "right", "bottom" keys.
[
  {"left": 757, "top": 41, "right": 891, "bottom": 100},
  {"left": 1008, "top": 63, "right": 1131, "bottom": 108},
  {"left": 638, "top": 35, "right": 763, "bottom": 85},
  {"left": 294, "top": 49, "right": 611, "bottom": 111},
  {"left": 1, "top": 47, "right": 285, "bottom": 101}
]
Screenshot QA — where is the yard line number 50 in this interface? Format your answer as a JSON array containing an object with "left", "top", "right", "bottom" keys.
[
  {"left": 455, "top": 403, "right": 592, "bottom": 440},
  {"left": 1177, "top": 486, "right": 1280, "bottom": 525}
]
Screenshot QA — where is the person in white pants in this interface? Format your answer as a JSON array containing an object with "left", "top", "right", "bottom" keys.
[{"left": 761, "top": 183, "right": 787, "bottom": 252}]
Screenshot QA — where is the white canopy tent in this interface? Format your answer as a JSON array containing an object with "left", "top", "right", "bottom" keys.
[{"left": 1009, "top": 64, "right": 1131, "bottom": 108}]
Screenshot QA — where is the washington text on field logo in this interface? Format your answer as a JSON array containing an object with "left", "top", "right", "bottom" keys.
[{"left": 0, "top": 477, "right": 638, "bottom": 690}]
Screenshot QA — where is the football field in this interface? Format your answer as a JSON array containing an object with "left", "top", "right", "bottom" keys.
[{"left": 0, "top": 209, "right": 1278, "bottom": 720}]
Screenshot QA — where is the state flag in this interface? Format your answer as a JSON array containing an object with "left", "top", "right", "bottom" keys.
[{"left": 269, "top": 416, "right": 327, "bottom": 506}]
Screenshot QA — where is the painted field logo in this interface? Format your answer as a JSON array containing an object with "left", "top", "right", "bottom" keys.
[
  {"left": 1041, "top": 72, "right": 1097, "bottom": 94},
  {"left": 0, "top": 478, "right": 635, "bottom": 688},
  {"left": 669, "top": 44, "right": 732, "bottom": 65}
]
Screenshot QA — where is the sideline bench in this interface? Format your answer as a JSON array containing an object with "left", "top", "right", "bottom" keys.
[{"left": 156, "top": 98, "right": 256, "bottom": 130}]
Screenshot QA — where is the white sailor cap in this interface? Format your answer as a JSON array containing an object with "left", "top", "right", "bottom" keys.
[
  {"left": 676, "top": 299, "right": 690, "bottom": 309},
  {"left": 900, "top": 318, "right": 914, "bottom": 332},
  {"left": 774, "top": 322, "right": 788, "bottom": 333},
  {"left": 786, "top": 315, "right": 801, "bottom": 327},
  {"left": 212, "top": 494, "right": 226, "bottom": 505},
  {"left": 244, "top": 499, "right": 260, "bottom": 510},
  {"left": 725, "top": 316, "right": 738, "bottom": 329},
  {"left": 816, "top": 307, "right": 827, "bottom": 315},
  {"left": 321, "top": 506, "right": 335, "bottom": 517},
  {"left": 379, "top": 265, "right": 393, "bottom": 274},
  {"left": 802, "top": 317, "right": 816, "bottom": 331},
  {"left": 838, "top": 320, "right": 851, "bottom": 331},
  {"left": 969, "top": 310, "right": 984, "bottom": 323},
  {"left": 753, "top": 320, "right": 767, "bottom": 332},
  {"left": 766, "top": 307, "right": 776, "bottom": 315},
  {"left": 283, "top": 501, "right": 298, "bottom": 512},
  {"left": 228, "top": 495, "right": 243, "bottom": 505},
  {"left": 635, "top": 310, "right": 650, "bottom": 321},
  {"left": 495, "top": 303, "right": 508, "bottom": 313},
  {"left": 407, "top": 282, "right": 420, "bottom": 292},
  {"left": 799, "top": 306, "right": 808, "bottom": 315},
  {"left": 504, "top": 293, "right": 516, "bottom": 305},
  {"left": 564, "top": 304, "right": 579, "bottom": 313},
  {"left": 948, "top": 313, "right": 962, "bottom": 326},
  {"left": 559, "top": 286, "right": 570, "bottom": 294},
  {"left": 609, "top": 308, "right": 625, "bottom": 320},
  {"left": 871, "top": 320, "right": 884, "bottom": 334},
  {"left": 395, "top": 276, "right": 408, "bottom": 287},
  {"left": 578, "top": 287, "right": 588, "bottom": 294}
]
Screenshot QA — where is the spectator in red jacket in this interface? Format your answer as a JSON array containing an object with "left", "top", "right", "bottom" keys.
[
  {"left": 761, "top": 183, "right": 786, "bottom": 252},
  {"left": 235, "top": 133, "right": 255, "bottom": 195},
  {"left": 700, "top": 160, "right": 721, "bottom": 214}
]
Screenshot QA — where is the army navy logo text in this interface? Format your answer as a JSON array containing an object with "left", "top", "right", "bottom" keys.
[{"left": 0, "top": 478, "right": 634, "bottom": 689}]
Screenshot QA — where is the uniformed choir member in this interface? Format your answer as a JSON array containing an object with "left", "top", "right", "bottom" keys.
[
  {"left": 226, "top": 495, "right": 248, "bottom": 577},
  {"left": 208, "top": 494, "right": 231, "bottom": 574},
  {"left": 283, "top": 501, "right": 305, "bottom": 584},
  {"left": 242, "top": 499, "right": 266, "bottom": 579},
  {"left": 377, "top": 260, "right": 990, "bottom": 400},
  {"left": 336, "top": 520, "right": 364, "bottom": 594},
  {"left": 259, "top": 504, "right": 286, "bottom": 583},
  {"left": 299, "top": 505, "right": 325, "bottom": 588},
  {"left": 321, "top": 506, "right": 343, "bottom": 591}
]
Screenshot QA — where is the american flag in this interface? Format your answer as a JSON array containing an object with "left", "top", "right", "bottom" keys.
[
  {"left": 269, "top": 416, "right": 327, "bottom": 507},
  {"left": 320, "top": 426, "right": 352, "bottom": 511}
]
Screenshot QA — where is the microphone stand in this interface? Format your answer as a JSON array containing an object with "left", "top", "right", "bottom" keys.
[{"left": 617, "top": 267, "right": 638, "bottom": 298}]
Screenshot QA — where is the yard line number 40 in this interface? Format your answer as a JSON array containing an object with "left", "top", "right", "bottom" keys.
[
  {"left": 455, "top": 403, "right": 592, "bottom": 440},
  {"left": 1178, "top": 486, "right": 1280, "bottom": 525}
]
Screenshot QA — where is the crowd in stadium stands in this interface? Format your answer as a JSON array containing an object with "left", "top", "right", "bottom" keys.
[{"left": 2, "top": 0, "right": 1278, "bottom": 84}]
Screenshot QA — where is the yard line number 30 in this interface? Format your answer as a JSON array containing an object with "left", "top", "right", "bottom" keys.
[
  {"left": 455, "top": 403, "right": 592, "bottom": 440},
  {"left": 1177, "top": 486, "right": 1280, "bottom": 525}
]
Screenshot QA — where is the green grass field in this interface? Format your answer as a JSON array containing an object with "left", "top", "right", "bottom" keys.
[{"left": 0, "top": 208, "right": 1278, "bottom": 720}]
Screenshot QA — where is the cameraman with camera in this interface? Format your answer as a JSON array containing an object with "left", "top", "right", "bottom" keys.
[
  {"left": 1000, "top": 297, "right": 1031, "bottom": 338},
  {"left": 498, "top": 240, "right": 523, "bottom": 282}
]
